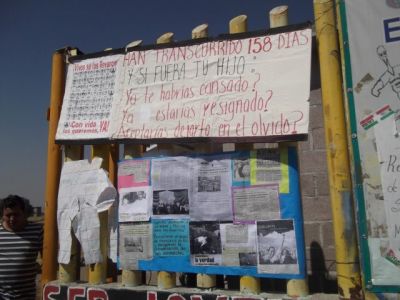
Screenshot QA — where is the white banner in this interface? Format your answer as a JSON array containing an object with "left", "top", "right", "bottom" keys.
[{"left": 56, "top": 26, "right": 312, "bottom": 142}]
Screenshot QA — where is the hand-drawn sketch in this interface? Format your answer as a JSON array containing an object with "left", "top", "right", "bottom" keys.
[{"left": 371, "top": 45, "right": 400, "bottom": 100}]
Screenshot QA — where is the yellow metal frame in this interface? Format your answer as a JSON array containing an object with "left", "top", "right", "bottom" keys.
[
  {"left": 313, "top": 0, "right": 362, "bottom": 298},
  {"left": 42, "top": 50, "right": 66, "bottom": 287}
]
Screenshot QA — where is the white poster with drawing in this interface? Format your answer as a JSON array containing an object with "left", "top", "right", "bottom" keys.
[
  {"left": 343, "top": 0, "right": 400, "bottom": 286},
  {"left": 374, "top": 116, "right": 400, "bottom": 269}
]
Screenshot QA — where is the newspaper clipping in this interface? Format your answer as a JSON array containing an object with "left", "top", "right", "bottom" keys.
[
  {"left": 119, "top": 186, "right": 152, "bottom": 222},
  {"left": 257, "top": 219, "right": 298, "bottom": 274},
  {"left": 119, "top": 223, "right": 153, "bottom": 270},
  {"left": 232, "top": 184, "right": 280, "bottom": 223},
  {"left": 151, "top": 157, "right": 190, "bottom": 190},
  {"left": 232, "top": 158, "right": 251, "bottom": 185},
  {"left": 190, "top": 222, "right": 222, "bottom": 265},
  {"left": 190, "top": 157, "right": 233, "bottom": 221},
  {"left": 220, "top": 223, "right": 257, "bottom": 266},
  {"left": 251, "top": 149, "right": 282, "bottom": 184},
  {"left": 153, "top": 219, "right": 189, "bottom": 256},
  {"left": 118, "top": 159, "right": 150, "bottom": 189}
]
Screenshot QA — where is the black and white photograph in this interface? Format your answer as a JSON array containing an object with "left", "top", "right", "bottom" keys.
[
  {"left": 257, "top": 219, "right": 299, "bottom": 274},
  {"left": 233, "top": 158, "right": 251, "bottom": 182},
  {"left": 121, "top": 190, "right": 146, "bottom": 205},
  {"left": 239, "top": 252, "right": 257, "bottom": 266},
  {"left": 153, "top": 189, "right": 189, "bottom": 216},
  {"left": 118, "top": 186, "right": 151, "bottom": 222},
  {"left": 124, "top": 237, "right": 143, "bottom": 253},
  {"left": 190, "top": 222, "right": 222, "bottom": 255},
  {"left": 198, "top": 176, "right": 221, "bottom": 192}
]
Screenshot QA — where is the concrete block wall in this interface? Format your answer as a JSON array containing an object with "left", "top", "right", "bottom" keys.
[{"left": 298, "top": 88, "right": 338, "bottom": 293}]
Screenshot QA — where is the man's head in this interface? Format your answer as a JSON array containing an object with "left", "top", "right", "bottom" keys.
[
  {"left": 377, "top": 45, "right": 389, "bottom": 66},
  {"left": 267, "top": 246, "right": 275, "bottom": 259},
  {"left": 1, "top": 195, "right": 32, "bottom": 232}
]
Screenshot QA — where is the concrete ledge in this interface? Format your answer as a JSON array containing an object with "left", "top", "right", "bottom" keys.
[{"left": 43, "top": 281, "right": 339, "bottom": 300}]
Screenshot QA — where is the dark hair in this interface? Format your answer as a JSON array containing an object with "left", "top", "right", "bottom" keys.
[{"left": 0, "top": 195, "right": 33, "bottom": 217}]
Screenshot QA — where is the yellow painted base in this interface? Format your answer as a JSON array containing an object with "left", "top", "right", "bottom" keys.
[
  {"left": 196, "top": 274, "right": 216, "bottom": 288},
  {"left": 121, "top": 270, "right": 142, "bottom": 287},
  {"left": 286, "top": 279, "right": 309, "bottom": 298},
  {"left": 240, "top": 276, "right": 260, "bottom": 294},
  {"left": 157, "top": 271, "right": 176, "bottom": 289}
]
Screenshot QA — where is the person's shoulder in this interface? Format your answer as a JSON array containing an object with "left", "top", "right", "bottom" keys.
[{"left": 26, "top": 222, "right": 43, "bottom": 231}]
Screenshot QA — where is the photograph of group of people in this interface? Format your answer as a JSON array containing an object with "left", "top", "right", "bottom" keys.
[
  {"left": 152, "top": 189, "right": 189, "bottom": 216},
  {"left": 257, "top": 219, "right": 298, "bottom": 273}
]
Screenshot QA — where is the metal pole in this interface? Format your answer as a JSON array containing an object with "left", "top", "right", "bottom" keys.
[
  {"left": 41, "top": 49, "right": 66, "bottom": 287},
  {"left": 313, "top": 1, "right": 362, "bottom": 299}
]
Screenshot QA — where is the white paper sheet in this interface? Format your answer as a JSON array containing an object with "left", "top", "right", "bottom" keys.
[
  {"left": 57, "top": 158, "right": 117, "bottom": 265},
  {"left": 119, "top": 223, "right": 153, "bottom": 270},
  {"left": 220, "top": 223, "right": 257, "bottom": 266},
  {"left": 232, "top": 184, "right": 280, "bottom": 223},
  {"left": 190, "top": 157, "right": 233, "bottom": 221},
  {"left": 119, "top": 186, "right": 152, "bottom": 222}
]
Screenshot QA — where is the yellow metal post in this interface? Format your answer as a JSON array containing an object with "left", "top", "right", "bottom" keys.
[
  {"left": 157, "top": 32, "right": 174, "bottom": 45},
  {"left": 42, "top": 50, "right": 66, "bottom": 287},
  {"left": 156, "top": 32, "right": 176, "bottom": 289},
  {"left": 58, "top": 145, "right": 83, "bottom": 283},
  {"left": 88, "top": 144, "right": 111, "bottom": 284},
  {"left": 269, "top": 5, "right": 289, "bottom": 28},
  {"left": 192, "top": 24, "right": 208, "bottom": 39},
  {"left": 227, "top": 14, "right": 261, "bottom": 296},
  {"left": 268, "top": 5, "right": 310, "bottom": 298},
  {"left": 313, "top": 0, "right": 362, "bottom": 299},
  {"left": 229, "top": 15, "right": 247, "bottom": 35}
]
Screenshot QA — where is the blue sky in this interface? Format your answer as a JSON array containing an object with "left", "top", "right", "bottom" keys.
[{"left": 0, "top": 0, "right": 314, "bottom": 207}]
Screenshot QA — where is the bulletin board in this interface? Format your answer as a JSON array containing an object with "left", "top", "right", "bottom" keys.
[
  {"left": 117, "top": 146, "right": 306, "bottom": 279},
  {"left": 340, "top": 0, "right": 400, "bottom": 292}
]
